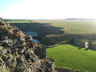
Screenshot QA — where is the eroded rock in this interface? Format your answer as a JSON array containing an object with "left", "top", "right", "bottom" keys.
[{"left": 0, "top": 18, "right": 55, "bottom": 72}]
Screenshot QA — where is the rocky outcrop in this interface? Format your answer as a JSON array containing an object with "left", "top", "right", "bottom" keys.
[{"left": 0, "top": 18, "right": 55, "bottom": 72}]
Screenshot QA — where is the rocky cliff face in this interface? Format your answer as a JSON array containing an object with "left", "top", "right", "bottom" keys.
[{"left": 0, "top": 19, "right": 55, "bottom": 72}]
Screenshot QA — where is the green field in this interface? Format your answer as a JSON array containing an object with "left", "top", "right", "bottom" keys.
[
  {"left": 47, "top": 44, "right": 96, "bottom": 72},
  {"left": 5, "top": 20, "right": 31, "bottom": 23},
  {"left": 6, "top": 20, "right": 96, "bottom": 45},
  {"left": 6, "top": 20, "right": 96, "bottom": 34},
  {"left": 38, "top": 20, "right": 96, "bottom": 34}
]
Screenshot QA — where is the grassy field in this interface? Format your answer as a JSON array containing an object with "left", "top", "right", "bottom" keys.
[
  {"left": 5, "top": 20, "right": 31, "bottom": 23},
  {"left": 5, "top": 20, "right": 96, "bottom": 45},
  {"left": 6, "top": 20, "right": 96, "bottom": 34},
  {"left": 47, "top": 44, "right": 96, "bottom": 72},
  {"left": 38, "top": 20, "right": 96, "bottom": 34}
]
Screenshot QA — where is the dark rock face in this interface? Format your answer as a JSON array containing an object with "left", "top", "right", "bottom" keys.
[{"left": 0, "top": 19, "right": 55, "bottom": 72}]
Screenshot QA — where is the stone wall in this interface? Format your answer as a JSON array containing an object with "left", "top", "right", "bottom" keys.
[
  {"left": 88, "top": 41, "right": 96, "bottom": 50},
  {"left": 72, "top": 39, "right": 96, "bottom": 50},
  {"left": 71, "top": 39, "right": 88, "bottom": 48}
]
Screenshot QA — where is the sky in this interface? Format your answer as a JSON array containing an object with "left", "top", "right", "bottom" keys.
[{"left": 0, "top": 0, "right": 96, "bottom": 19}]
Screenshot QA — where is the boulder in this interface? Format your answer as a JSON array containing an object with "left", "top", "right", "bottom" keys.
[{"left": 0, "top": 18, "right": 55, "bottom": 72}]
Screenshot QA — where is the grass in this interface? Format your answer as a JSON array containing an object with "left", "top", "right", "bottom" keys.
[
  {"left": 5, "top": 20, "right": 96, "bottom": 71},
  {"left": 47, "top": 44, "right": 96, "bottom": 72},
  {"left": 6, "top": 20, "right": 96, "bottom": 45},
  {"left": 5, "top": 20, "right": 31, "bottom": 23},
  {"left": 6, "top": 20, "right": 96, "bottom": 34},
  {"left": 38, "top": 20, "right": 96, "bottom": 34}
]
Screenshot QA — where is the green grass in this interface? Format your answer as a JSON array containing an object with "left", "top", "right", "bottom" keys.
[
  {"left": 5, "top": 20, "right": 31, "bottom": 23},
  {"left": 47, "top": 44, "right": 96, "bottom": 72},
  {"left": 6, "top": 20, "right": 96, "bottom": 34},
  {"left": 39, "top": 20, "right": 96, "bottom": 34}
]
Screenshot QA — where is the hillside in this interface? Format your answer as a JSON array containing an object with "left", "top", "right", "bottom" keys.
[
  {"left": 5, "top": 20, "right": 96, "bottom": 46},
  {"left": 0, "top": 18, "right": 55, "bottom": 72},
  {"left": 4, "top": 19, "right": 96, "bottom": 72}
]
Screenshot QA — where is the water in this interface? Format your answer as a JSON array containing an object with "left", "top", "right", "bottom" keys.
[
  {"left": 27, "top": 32, "right": 39, "bottom": 43},
  {"left": 27, "top": 32, "right": 37, "bottom": 37},
  {"left": 32, "top": 38, "right": 39, "bottom": 43}
]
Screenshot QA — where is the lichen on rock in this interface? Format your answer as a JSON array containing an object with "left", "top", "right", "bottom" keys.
[{"left": 0, "top": 18, "right": 55, "bottom": 72}]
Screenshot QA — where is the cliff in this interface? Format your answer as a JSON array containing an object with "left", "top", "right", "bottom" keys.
[{"left": 0, "top": 18, "right": 55, "bottom": 72}]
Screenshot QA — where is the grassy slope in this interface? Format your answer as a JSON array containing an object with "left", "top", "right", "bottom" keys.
[{"left": 47, "top": 44, "right": 96, "bottom": 72}]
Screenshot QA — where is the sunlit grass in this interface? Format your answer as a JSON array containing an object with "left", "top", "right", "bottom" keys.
[
  {"left": 6, "top": 20, "right": 31, "bottom": 23},
  {"left": 39, "top": 20, "right": 96, "bottom": 34},
  {"left": 47, "top": 44, "right": 96, "bottom": 72},
  {"left": 6, "top": 20, "right": 96, "bottom": 34}
]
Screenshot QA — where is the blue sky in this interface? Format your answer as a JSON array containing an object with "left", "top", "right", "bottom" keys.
[
  {"left": 0, "top": 0, "right": 96, "bottom": 19},
  {"left": 0, "top": 0, "right": 23, "bottom": 12}
]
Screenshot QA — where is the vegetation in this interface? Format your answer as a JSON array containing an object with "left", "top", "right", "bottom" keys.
[
  {"left": 47, "top": 44, "right": 96, "bottom": 72},
  {"left": 5, "top": 20, "right": 96, "bottom": 46},
  {"left": 6, "top": 20, "right": 96, "bottom": 34},
  {"left": 38, "top": 20, "right": 96, "bottom": 34},
  {"left": 5, "top": 19, "right": 96, "bottom": 71},
  {"left": 5, "top": 20, "right": 31, "bottom": 23}
]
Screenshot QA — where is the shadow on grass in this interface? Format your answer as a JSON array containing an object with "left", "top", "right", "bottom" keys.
[{"left": 10, "top": 22, "right": 64, "bottom": 37}]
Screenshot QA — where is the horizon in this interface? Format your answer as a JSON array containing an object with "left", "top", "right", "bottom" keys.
[
  {"left": 0, "top": 0, "right": 96, "bottom": 19},
  {"left": 3, "top": 18, "right": 96, "bottom": 20}
]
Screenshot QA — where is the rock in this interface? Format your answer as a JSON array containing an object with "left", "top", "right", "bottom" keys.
[
  {"left": 0, "top": 19, "right": 55, "bottom": 72},
  {"left": 0, "top": 17, "right": 3, "bottom": 22}
]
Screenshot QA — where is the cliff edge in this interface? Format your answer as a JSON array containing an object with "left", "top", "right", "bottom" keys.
[{"left": 0, "top": 18, "right": 55, "bottom": 72}]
